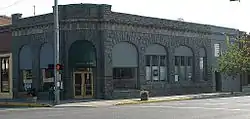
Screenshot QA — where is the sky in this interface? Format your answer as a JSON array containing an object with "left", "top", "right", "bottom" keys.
[{"left": 0, "top": 0, "right": 249, "bottom": 32}]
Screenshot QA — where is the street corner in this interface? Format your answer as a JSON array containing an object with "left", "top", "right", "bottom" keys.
[
  {"left": 114, "top": 97, "right": 193, "bottom": 106},
  {"left": 0, "top": 102, "right": 52, "bottom": 108}
]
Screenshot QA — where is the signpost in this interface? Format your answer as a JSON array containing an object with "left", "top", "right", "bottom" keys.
[{"left": 53, "top": 0, "right": 60, "bottom": 105}]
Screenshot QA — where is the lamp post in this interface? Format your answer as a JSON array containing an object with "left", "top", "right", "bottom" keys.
[{"left": 53, "top": 0, "right": 60, "bottom": 105}]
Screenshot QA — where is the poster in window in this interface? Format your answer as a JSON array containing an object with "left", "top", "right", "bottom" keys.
[
  {"left": 146, "top": 67, "right": 151, "bottom": 80},
  {"left": 200, "top": 57, "right": 203, "bottom": 69},
  {"left": 160, "top": 67, "right": 165, "bottom": 80},
  {"left": 152, "top": 66, "right": 159, "bottom": 80},
  {"left": 23, "top": 70, "right": 32, "bottom": 91},
  {"left": 188, "top": 73, "right": 192, "bottom": 80},
  {"left": 175, "top": 75, "right": 179, "bottom": 82}
]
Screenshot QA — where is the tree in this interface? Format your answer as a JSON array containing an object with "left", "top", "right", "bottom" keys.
[
  {"left": 218, "top": 36, "right": 250, "bottom": 77},
  {"left": 218, "top": 35, "right": 250, "bottom": 93}
]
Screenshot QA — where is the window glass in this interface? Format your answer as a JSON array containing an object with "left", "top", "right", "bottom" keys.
[
  {"left": 180, "top": 56, "right": 185, "bottom": 66},
  {"left": 22, "top": 69, "right": 32, "bottom": 91},
  {"left": 42, "top": 69, "right": 54, "bottom": 92},
  {"left": 160, "top": 56, "right": 166, "bottom": 66},
  {"left": 145, "top": 55, "right": 151, "bottom": 66},
  {"left": 188, "top": 56, "right": 192, "bottom": 66},
  {"left": 1, "top": 57, "right": 9, "bottom": 92},
  {"left": 113, "top": 68, "right": 136, "bottom": 89},
  {"left": 152, "top": 55, "right": 158, "bottom": 66},
  {"left": 175, "top": 56, "right": 180, "bottom": 66},
  {"left": 200, "top": 57, "right": 203, "bottom": 69},
  {"left": 113, "top": 68, "right": 134, "bottom": 79}
]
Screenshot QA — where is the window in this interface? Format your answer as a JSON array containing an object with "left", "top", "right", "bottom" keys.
[
  {"left": 160, "top": 56, "right": 166, "bottom": 66},
  {"left": 188, "top": 57, "right": 192, "bottom": 66},
  {"left": 22, "top": 69, "right": 32, "bottom": 91},
  {"left": 41, "top": 69, "right": 54, "bottom": 92},
  {"left": 174, "top": 56, "right": 193, "bottom": 81},
  {"left": 146, "top": 55, "right": 151, "bottom": 66},
  {"left": 187, "top": 56, "right": 193, "bottom": 80},
  {"left": 113, "top": 68, "right": 134, "bottom": 79},
  {"left": 113, "top": 68, "right": 136, "bottom": 89},
  {"left": 214, "top": 43, "right": 220, "bottom": 57},
  {"left": 175, "top": 56, "right": 180, "bottom": 66},
  {"left": 200, "top": 57, "right": 204, "bottom": 70},
  {"left": 152, "top": 55, "right": 158, "bottom": 66},
  {"left": 1, "top": 57, "right": 10, "bottom": 92},
  {"left": 145, "top": 55, "right": 167, "bottom": 81},
  {"left": 180, "top": 56, "right": 185, "bottom": 66},
  {"left": 200, "top": 57, "right": 207, "bottom": 81},
  {"left": 45, "top": 69, "right": 54, "bottom": 79}
]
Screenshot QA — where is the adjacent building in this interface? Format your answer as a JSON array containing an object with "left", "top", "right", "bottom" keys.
[
  {"left": 10, "top": 4, "right": 241, "bottom": 99},
  {"left": 0, "top": 15, "right": 12, "bottom": 99}
]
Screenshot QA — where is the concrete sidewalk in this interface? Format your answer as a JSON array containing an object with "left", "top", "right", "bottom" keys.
[
  {"left": 1, "top": 92, "right": 249, "bottom": 108},
  {"left": 0, "top": 99, "right": 52, "bottom": 108},
  {"left": 55, "top": 92, "right": 248, "bottom": 108}
]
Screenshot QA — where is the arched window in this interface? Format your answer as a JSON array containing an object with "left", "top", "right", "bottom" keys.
[
  {"left": 145, "top": 44, "right": 167, "bottom": 81},
  {"left": 174, "top": 46, "right": 193, "bottom": 81},
  {"left": 40, "top": 43, "right": 54, "bottom": 91},
  {"left": 112, "top": 42, "right": 138, "bottom": 89},
  {"left": 19, "top": 45, "right": 32, "bottom": 91}
]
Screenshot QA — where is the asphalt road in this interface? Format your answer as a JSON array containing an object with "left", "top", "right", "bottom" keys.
[{"left": 2, "top": 96, "right": 250, "bottom": 119}]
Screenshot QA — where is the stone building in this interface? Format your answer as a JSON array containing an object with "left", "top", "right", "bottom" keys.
[
  {"left": 0, "top": 16, "right": 12, "bottom": 99},
  {"left": 11, "top": 3, "right": 240, "bottom": 99}
]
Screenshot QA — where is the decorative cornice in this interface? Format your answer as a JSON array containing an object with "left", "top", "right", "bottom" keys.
[
  {"left": 108, "top": 12, "right": 211, "bottom": 34},
  {"left": 12, "top": 21, "right": 210, "bottom": 39}
]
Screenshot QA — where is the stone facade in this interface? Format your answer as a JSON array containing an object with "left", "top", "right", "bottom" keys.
[{"left": 10, "top": 4, "right": 240, "bottom": 99}]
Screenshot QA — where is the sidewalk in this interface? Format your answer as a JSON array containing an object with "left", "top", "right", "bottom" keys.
[
  {"left": 0, "top": 98, "right": 52, "bottom": 108},
  {"left": 54, "top": 92, "right": 250, "bottom": 108},
  {"left": 1, "top": 92, "right": 249, "bottom": 108}
]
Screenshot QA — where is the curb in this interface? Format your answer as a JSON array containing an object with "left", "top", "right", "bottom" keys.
[
  {"left": 0, "top": 107, "right": 53, "bottom": 112},
  {"left": 54, "top": 105, "right": 98, "bottom": 108},
  {"left": 114, "top": 97, "right": 193, "bottom": 106},
  {"left": 0, "top": 102, "right": 52, "bottom": 108},
  {"left": 114, "top": 93, "right": 248, "bottom": 106}
]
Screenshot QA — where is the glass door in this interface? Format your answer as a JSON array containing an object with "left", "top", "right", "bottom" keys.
[
  {"left": 73, "top": 72, "right": 83, "bottom": 98},
  {"left": 83, "top": 72, "right": 93, "bottom": 98}
]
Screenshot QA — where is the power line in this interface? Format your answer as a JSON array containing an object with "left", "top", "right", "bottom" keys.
[{"left": 0, "top": 0, "right": 27, "bottom": 11}]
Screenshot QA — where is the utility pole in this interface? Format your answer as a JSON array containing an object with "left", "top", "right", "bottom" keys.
[
  {"left": 33, "top": 5, "right": 36, "bottom": 16},
  {"left": 53, "top": 0, "right": 60, "bottom": 105}
]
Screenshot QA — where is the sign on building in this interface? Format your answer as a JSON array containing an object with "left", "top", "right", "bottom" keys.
[{"left": 214, "top": 43, "right": 220, "bottom": 57}]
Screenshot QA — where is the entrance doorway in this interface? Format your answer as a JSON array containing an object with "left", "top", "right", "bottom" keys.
[
  {"left": 73, "top": 72, "right": 93, "bottom": 98},
  {"left": 215, "top": 71, "right": 222, "bottom": 92}
]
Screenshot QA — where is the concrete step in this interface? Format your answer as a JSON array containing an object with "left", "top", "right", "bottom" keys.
[{"left": 242, "top": 86, "right": 250, "bottom": 92}]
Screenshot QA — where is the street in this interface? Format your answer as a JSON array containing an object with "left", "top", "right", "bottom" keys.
[{"left": 1, "top": 96, "right": 250, "bottom": 119}]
